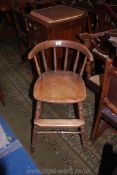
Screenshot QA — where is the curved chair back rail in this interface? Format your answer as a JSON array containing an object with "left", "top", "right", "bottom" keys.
[
  {"left": 28, "top": 40, "right": 93, "bottom": 76},
  {"left": 28, "top": 40, "right": 93, "bottom": 59}
]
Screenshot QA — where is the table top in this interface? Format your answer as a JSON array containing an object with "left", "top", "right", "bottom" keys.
[{"left": 30, "top": 5, "right": 85, "bottom": 26}]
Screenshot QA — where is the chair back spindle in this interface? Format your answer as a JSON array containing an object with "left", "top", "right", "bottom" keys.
[
  {"left": 34, "top": 55, "right": 41, "bottom": 75},
  {"left": 42, "top": 50, "right": 48, "bottom": 72},
  {"left": 64, "top": 47, "right": 68, "bottom": 71},
  {"left": 53, "top": 47, "right": 57, "bottom": 71},
  {"left": 73, "top": 50, "right": 80, "bottom": 73}
]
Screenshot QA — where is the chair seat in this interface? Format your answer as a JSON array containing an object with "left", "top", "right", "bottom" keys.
[{"left": 34, "top": 71, "right": 86, "bottom": 103}]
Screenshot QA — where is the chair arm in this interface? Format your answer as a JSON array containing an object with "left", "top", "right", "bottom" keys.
[
  {"left": 79, "top": 32, "right": 110, "bottom": 55},
  {"left": 85, "top": 45, "right": 111, "bottom": 80},
  {"left": 80, "top": 29, "right": 117, "bottom": 39}
]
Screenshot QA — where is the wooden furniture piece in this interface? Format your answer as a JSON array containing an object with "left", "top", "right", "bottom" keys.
[
  {"left": 73, "top": 0, "right": 97, "bottom": 33},
  {"left": 12, "top": 0, "right": 58, "bottom": 61},
  {"left": 78, "top": 31, "right": 115, "bottom": 119},
  {"left": 0, "top": 1, "right": 15, "bottom": 37},
  {"left": 91, "top": 58, "right": 117, "bottom": 142},
  {"left": 108, "top": 29, "right": 117, "bottom": 65},
  {"left": 26, "top": 5, "right": 86, "bottom": 45},
  {"left": 91, "top": 28, "right": 117, "bottom": 66},
  {"left": 28, "top": 39, "right": 93, "bottom": 152},
  {"left": 89, "top": 2, "right": 117, "bottom": 33},
  {"left": 79, "top": 32, "right": 114, "bottom": 93},
  {"left": 13, "top": 9, "right": 30, "bottom": 61}
]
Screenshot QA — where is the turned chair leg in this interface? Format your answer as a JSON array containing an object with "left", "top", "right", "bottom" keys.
[
  {"left": 31, "top": 101, "right": 42, "bottom": 153},
  {"left": 79, "top": 126, "right": 87, "bottom": 151},
  {"left": 31, "top": 125, "right": 38, "bottom": 153},
  {"left": 78, "top": 103, "right": 87, "bottom": 150}
]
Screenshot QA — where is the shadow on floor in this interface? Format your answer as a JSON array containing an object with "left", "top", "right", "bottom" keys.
[{"left": 98, "top": 142, "right": 117, "bottom": 175}]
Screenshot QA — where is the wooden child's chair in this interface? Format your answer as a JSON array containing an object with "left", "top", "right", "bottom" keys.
[{"left": 28, "top": 40, "right": 93, "bottom": 152}]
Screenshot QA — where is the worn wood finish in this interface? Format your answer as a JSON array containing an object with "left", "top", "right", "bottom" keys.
[
  {"left": 89, "top": 2, "right": 117, "bottom": 33},
  {"left": 79, "top": 31, "right": 115, "bottom": 92},
  {"left": 91, "top": 58, "right": 117, "bottom": 142},
  {"left": 25, "top": 5, "right": 86, "bottom": 67},
  {"left": 34, "top": 71, "right": 86, "bottom": 103},
  {"left": 34, "top": 119, "right": 85, "bottom": 127},
  {"left": 79, "top": 30, "right": 116, "bottom": 57},
  {"left": 79, "top": 31, "right": 115, "bottom": 125},
  {"left": 28, "top": 39, "right": 93, "bottom": 152},
  {"left": 26, "top": 5, "right": 86, "bottom": 44}
]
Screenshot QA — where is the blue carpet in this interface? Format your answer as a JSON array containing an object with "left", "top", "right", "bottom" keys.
[{"left": 0, "top": 114, "right": 41, "bottom": 175}]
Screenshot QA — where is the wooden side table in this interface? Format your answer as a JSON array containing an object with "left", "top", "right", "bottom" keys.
[{"left": 26, "top": 5, "right": 86, "bottom": 44}]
